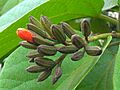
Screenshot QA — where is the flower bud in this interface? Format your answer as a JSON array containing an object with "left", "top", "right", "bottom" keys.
[
  {"left": 51, "top": 24, "right": 66, "bottom": 44},
  {"left": 34, "top": 57, "right": 55, "bottom": 67},
  {"left": 52, "top": 66, "right": 62, "bottom": 84},
  {"left": 71, "top": 34, "right": 86, "bottom": 49},
  {"left": 61, "top": 22, "right": 76, "bottom": 38},
  {"left": 37, "top": 70, "right": 51, "bottom": 82},
  {"left": 40, "top": 16, "right": 53, "bottom": 37},
  {"left": 57, "top": 45, "right": 78, "bottom": 54},
  {"left": 26, "top": 50, "right": 44, "bottom": 58},
  {"left": 32, "top": 35, "right": 54, "bottom": 45},
  {"left": 81, "top": 19, "right": 91, "bottom": 41},
  {"left": 27, "top": 23, "right": 47, "bottom": 38},
  {"left": 29, "top": 16, "right": 42, "bottom": 28},
  {"left": 71, "top": 50, "right": 85, "bottom": 61},
  {"left": 37, "top": 45, "right": 57, "bottom": 56},
  {"left": 26, "top": 65, "right": 46, "bottom": 73},
  {"left": 85, "top": 46, "right": 102, "bottom": 56},
  {"left": 16, "top": 28, "right": 34, "bottom": 43},
  {"left": 20, "top": 41, "right": 37, "bottom": 49}
]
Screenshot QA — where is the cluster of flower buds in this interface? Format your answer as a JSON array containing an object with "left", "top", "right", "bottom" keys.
[{"left": 16, "top": 16, "right": 102, "bottom": 84}]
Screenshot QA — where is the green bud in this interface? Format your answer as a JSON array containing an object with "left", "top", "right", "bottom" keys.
[
  {"left": 20, "top": 41, "right": 37, "bottom": 49},
  {"left": 32, "top": 35, "right": 54, "bottom": 45},
  {"left": 81, "top": 19, "right": 91, "bottom": 41},
  {"left": 40, "top": 16, "right": 53, "bottom": 37},
  {"left": 37, "top": 45, "right": 57, "bottom": 56},
  {"left": 52, "top": 66, "right": 62, "bottom": 84},
  {"left": 34, "top": 57, "right": 55, "bottom": 67},
  {"left": 71, "top": 50, "right": 85, "bottom": 61},
  {"left": 61, "top": 22, "right": 76, "bottom": 38},
  {"left": 26, "top": 65, "right": 46, "bottom": 73},
  {"left": 37, "top": 70, "right": 51, "bottom": 82},
  {"left": 27, "top": 50, "right": 44, "bottom": 58},
  {"left": 85, "top": 46, "right": 102, "bottom": 56},
  {"left": 29, "top": 16, "right": 42, "bottom": 28},
  {"left": 57, "top": 45, "right": 78, "bottom": 54},
  {"left": 71, "top": 34, "right": 86, "bottom": 49},
  {"left": 27, "top": 23, "right": 48, "bottom": 38},
  {"left": 51, "top": 24, "right": 66, "bottom": 44}
]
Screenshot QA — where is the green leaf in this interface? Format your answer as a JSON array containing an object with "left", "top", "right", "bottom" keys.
[
  {"left": 91, "top": 18, "right": 110, "bottom": 33},
  {"left": 111, "top": 6, "right": 119, "bottom": 12},
  {"left": 103, "top": 0, "right": 118, "bottom": 10},
  {"left": 0, "top": 0, "right": 49, "bottom": 32},
  {"left": 66, "top": 19, "right": 81, "bottom": 31},
  {"left": 76, "top": 39, "right": 119, "bottom": 90},
  {"left": 0, "top": 36, "right": 111, "bottom": 90},
  {"left": 0, "top": 0, "right": 104, "bottom": 32},
  {"left": 114, "top": 45, "right": 120, "bottom": 90},
  {"left": 0, "top": 0, "right": 24, "bottom": 15},
  {"left": 0, "top": 0, "right": 8, "bottom": 15}
]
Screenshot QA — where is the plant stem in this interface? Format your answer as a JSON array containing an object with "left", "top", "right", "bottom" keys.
[
  {"left": 88, "top": 32, "right": 120, "bottom": 42},
  {"left": 55, "top": 54, "right": 67, "bottom": 64},
  {"left": 66, "top": 33, "right": 120, "bottom": 45},
  {"left": 98, "top": 14, "right": 118, "bottom": 25}
]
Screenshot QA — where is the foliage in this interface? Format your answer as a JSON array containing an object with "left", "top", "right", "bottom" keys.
[{"left": 0, "top": 0, "right": 120, "bottom": 90}]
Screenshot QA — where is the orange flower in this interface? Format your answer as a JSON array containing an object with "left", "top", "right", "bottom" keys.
[{"left": 16, "top": 28, "right": 33, "bottom": 43}]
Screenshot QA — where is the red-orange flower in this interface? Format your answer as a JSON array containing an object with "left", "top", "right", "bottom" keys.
[{"left": 16, "top": 28, "right": 33, "bottom": 43}]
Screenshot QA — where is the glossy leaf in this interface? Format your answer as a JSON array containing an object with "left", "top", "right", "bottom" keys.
[{"left": 0, "top": 0, "right": 48, "bottom": 32}]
